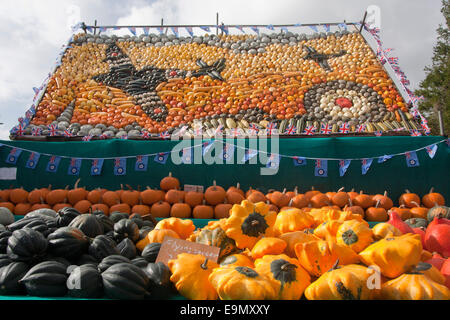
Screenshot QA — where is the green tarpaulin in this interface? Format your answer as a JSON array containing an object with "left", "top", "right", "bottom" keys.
[{"left": 0, "top": 136, "right": 448, "bottom": 201}]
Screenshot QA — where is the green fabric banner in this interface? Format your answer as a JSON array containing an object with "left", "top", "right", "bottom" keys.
[{"left": 0, "top": 136, "right": 448, "bottom": 203}]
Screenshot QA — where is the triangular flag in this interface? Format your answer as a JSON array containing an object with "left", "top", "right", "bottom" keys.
[
  {"left": 266, "top": 154, "right": 280, "bottom": 169},
  {"left": 199, "top": 26, "right": 210, "bottom": 32},
  {"left": 91, "top": 159, "right": 104, "bottom": 176},
  {"left": 425, "top": 144, "right": 438, "bottom": 159},
  {"left": 142, "top": 27, "right": 150, "bottom": 35},
  {"left": 128, "top": 27, "right": 137, "bottom": 36},
  {"left": 315, "top": 159, "right": 328, "bottom": 177},
  {"left": 235, "top": 25, "right": 245, "bottom": 33},
  {"left": 293, "top": 156, "right": 306, "bottom": 166},
  {"left": 251, "top": 26, "right": 259, "bottom": 34},
  {"left": 185, "top": 26, "right": 193, "bottom": 36},
  {"left": 219, "top": 25, "right": 229, "bottom": 35},
  {"left": 266, "top": 24, "right": 275, "bottom": 30},
  {"left": 46, "top": 156, "right": 62, "bottom": 173},
  {"left": 242, "top": 149, "right": 258, "bottom": 163},
  {"left": 5, "top": 148, "right": 22, "bottom": 164},
  {"left": 135, "top": 155, "right": 149, "bottom": 171},
  {"left": 378, "top": 155, "right": 393, "bottom": 163},
  {"left": 171, "top": 26, "right": 179, "bottom": 37},
  {"left": 202, "top": 141, "right": 214, "bottom": 156},
  {"left": 25, "top": 152, "right": 40, "bottom": 169},
  {"left": 154, "top": 152, "right": 169, "bottom": 164},
  {"left": 114, "top": 158, "right": 127, "bottom": 175},
  {"left": 221, "top": 144, "right": 235, "bottom": 161},
  {"left": 339, "top": 160, "right": 351, "bottom": 177},
  {"left": 405, "top": 151, "right": 420, "bottom": 167},
  {"left": 182, "top": 148, "right": 193, "bottom": 164},
  {"left": 309, "top": 25, "right": 318, "bottom": 33},
  {"left": 68, "top": 158, "right": 82, "bottom": 176},
  {"left": 361, "top": 158, "right": 373, "bottom": 175}
]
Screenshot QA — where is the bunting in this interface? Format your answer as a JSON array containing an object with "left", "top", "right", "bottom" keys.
[
  {"left": 135, "top": 155, "right": 149, "bottom": 171},
  {"left": 91, "top": 158, "right": 104, "bottom": 176},
  {"left": 25, "top": 152, "right": 40, "bottom": 169}
]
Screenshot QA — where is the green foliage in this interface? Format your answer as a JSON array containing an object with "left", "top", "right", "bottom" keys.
[{"left": 415, "top": 0, "right": 450, "bottom": 135}]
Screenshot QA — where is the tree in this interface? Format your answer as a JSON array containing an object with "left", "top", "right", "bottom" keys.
[{"left": 415, "top": 0, "right": 449, "bottom": 135}]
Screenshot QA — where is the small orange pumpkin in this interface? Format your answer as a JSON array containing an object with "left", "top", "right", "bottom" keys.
[
  {"left": 160, "top": 172, "right": 180, "bottom": 191},
  {"left": 227, "top": 183, "right": 244, "bottom": 197},
  {"left": 14, "top": 203, "right": 32, "bottom": 215},
  {"left": 290, "top": 193, "right": 309, "bottom": 209},
  {"left": 165, "top": 189, "right": 185, "bottom": 204},
  {"left": 267, "top": 189, "right": 290, "bottom": 208},
  {"left": 184, "top": 191, "right": 204, "bottom": 208},
  {"left": 150, "top": 201, "right": 171, "bottom": 218},
  {"left": 90, "top": 203, "right": 109, "bottom": 215},
  {"left": 45, "top": 187, "right": 68, "bottom": 206},
  {"left": 422, "top": 187, "right": 445, "bottom": 208},
  {"left": 310, "top": 193, "right": 330, "bottom": 208},
  {"left": 192, "top": 203, "right": 214, "bottom": 219},
  {"left": 140, "top": 187, "right": 165, "bottom": 205},
  {"left": 226, "top": 191, "right": 245, "bottom": 205},
  {"left": 67, "top": 179, "right": 88, "bottom": 206},
  {"left": 204, "top": 181, "right": 226, "bottom": 205},
  {"left": 109, "top": 203, "right": 131, "bottom": 214},
  {"left": 246, "top": 189, "right": 267, "bottom": 203},
  {"left": 353, "top": 191, "right": 375, "bottom": 209},
  {"left": 0, "top": 202, "right": 15, "bottom": 213},
  {"left": 87, "top": 188, "right": 103, "bottom": 204},
  {"left": 372, "top": 191, "right": 394, "bottom": 210},
  {"left": 101, "top": 191, "right": 120, "bottom": 207},
  {"left": 170, "top": 202, "right": 191, "bottom": 218},
  {"left": 74, "top": 200, "right": 93, "bottom": 214},
  {"left": 9, "top": 187, "right": 29, "bottom": 205},
  {"left": 120, "top": 185, "right": 141, "bottom": 207},
  {"left": 214, "top": 203, "right": 232, "bottom": 219},
  {"left": 365, "top": 199, "right": 388, "bottom": 221},
  {"left": 399, "top": 190, "right": 421, "bottom": 208},
  {"left": 131, "top": 203, "right": 151, "bottom": 216},
  {"left": 331, "top": 188, "right": 350, "bottom": 208}
]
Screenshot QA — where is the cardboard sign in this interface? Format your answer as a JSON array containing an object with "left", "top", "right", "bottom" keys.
[
  {"left": 155, "top": 236, "right": 220, "bottom": 266},
  {"left": 0, "top": 167, "right": 17, "bottom": 180},
  {"left": 183, "top": 184, "right": 204, "bottom": 193}
]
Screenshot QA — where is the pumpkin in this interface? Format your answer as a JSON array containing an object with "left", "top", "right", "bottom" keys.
[
  {"left": 155, "top": 217, "right": 195, "bottom": 240},
  {"left": 359, "top": 233, "right": 423, "bottom": 278},
  {"left": 310, "top": 193, "right": 331, "bottom": 208},
  {"left": 371, "top": 191, "right": 394, "bottom": 210},
  {"left": 131, "top": 257, "right": 149, "bottom": 269},
  {"left": 120, "top": 185, "right": 141, "bottom": 207},
  {"left": 304, "top": 262, "right": 378, "bottom": 300},
  {"left": 331, "top": 188, "right": 349, "bottom": 208},
  {"left": 372, "top": 222, "right": 402, "bottom": 241},
  {"left": 19, "top": 261, "right": 68, "bottom": 297},
  {"left": 160, "top": 172, "right": 180, "bottom": 191},
  {"left": 195, "top": 227, "right": 238, "bottom": 260},
  {"left": 30, "top": 203, "right": 51, "bottom": 211},
  {"left": 399, "top": 190, "right": 421, "bottom": 208},
  {"left": 405, "top": 218, "right": 428, "bottom": 229},
  {"left": 254, "top": 254, "right": 311, "bottom": 300},
  {"left": 424, "top": 216, "right": 450, "bottom": 258},
  {"left": 250, "top": 237, "right": 287, "bottom": 259},
  {"left": 164, "top": 189, "right": 184, "bottom": 205},
  {"left": 0, "top": 189, "right": 10, "bottom": 202},
  {"left": 313, "top": 220, "right": 343, "bottom": 242},
  {"left": 145, "top": 262, "right": 176, "bottom": 299},
  {"left": 7, "top": 228, "right": 48, "bottom": 264},
  {"left": 102, "top": 263, "right": 150, "bottom": 300},
  {"left": 352, "top": 191, "right": 375, "bottom": 209},
  {"left": 47, "top": 226, "right": 89, "bottom": 260},
  {"left": 365, "top": 199, "right": 388, "bottom": 221},
  {"left": 88, "top": 235, "right": 120, "bottom": 261},
  {"left": 168, "top": 253, "right": 219, "bottom": 300},
  {"left": 117, "top": 238, "right": 137, "bottom": 259},
  {"left": 184, "top": 191, "right": 204, "bottom": 207},
  {"left": 294, "top": 240, "right": 360, "bottom": 277},
  {"left": 267, "top": 189, "right": 290, "bottom": 208},
  {"left": 141, "top": 243, "right": 161, "bottom": 263},
  {"left": 67, "top": 179, "right": 88, "bottom": 206},
  {"left": 27, "top": 187, "right": 51, "bottom": 205},
  {"left": 226, "top": 191, "right": 245, "bottom": 205},
  {"left": 192, "top": 203, "right": 214, "bottom": 219},
  {"left": 0, "top": 261, "right": 29, "bottom": 295},
  {"left": 140, "top": 187, "right": 165, "bottom": 206},
  {"left": 97, "top": 255, "right": 132, "bottom": 273},
  {"left": 422, "top": 187, "right": 445, "bottom": 208},
  {"left": 223, "top": 200, "right": 277, "bottom": 250},
  {"left": 45, "top": 187, "right": 69, "bottom": 206},
  {"left": 86, "top": 188, "right": 103, "bottom": 204},
  {"left": 290, "top": 193, "right": 309, "bottom": 209},
  {"left": 113, "top": 219, "right": 140, "bottom": 243},
  {"left": 272, "top": 208, "right": 315, "bottom": 236},
  {"left": 427, "top": 205, "right": 450, "bottom": 222},
  {"left": 67, "top": 264, "right": 103, "bottom": 298},
  {"left": 102, "top": 191, "right": 121, "bottom": 207},
  {"left": 150, "top": 201, "right": 171, "bottom": 218},
  {"left": 246, "top": 189, "right": 267, "bottom": 203},
  {"left": 208, "top": 265, "right": 276, "bottom": 300},
  {"left": 279, "top": 231, "right": 321, "bottom": 258},
  {"left": 304, "top": 187, "right": 321, "bottom": 202},
  {"left": 219, "top": 252, "right": 254, "bottom": 268},
  {"left": 227, "top": 183, "right": 245, "bottom": 197},
  {"left": 343, "top": 204, "right": 365, "bottom": 218},
  {"left": 146, "top": 228, "right": 180, "bottom": 244},
  {"left": 390, "top": 206, "right": 411, "bottom": 220},
  {"left": 380, "top": 262, "right": 450, "bottom": 300},
  {"left": 14, "top": 203, "right": 31, "bottom": 216},
  {"left": 170, "top": 202, "right": 191, "bottom": 218},
  {"left": 214, "top": 203, "right": 232, "bottom": 219},
  {"left": 336, "top": 219, "right": 373, "bottom": 253},
  {"left": 204, "top": 181, "right": 226, "bottom": 205},
  {"left": 109, "top": 203, "right": 131, "bottom": 215},
  {"left": 9, "top": 188, "right": 29, "bottom": 205},
  {"left": 68, "top": 214, "right": 104, "bottom": 238},
  {"left": 52, "top": 203, "right": 72, "bottom": 212}
]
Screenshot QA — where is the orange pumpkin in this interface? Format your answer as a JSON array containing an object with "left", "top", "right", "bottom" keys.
[
  {"left": 120, "top": 185, "right": 141, "bottom": 207},
  {"left": 304, "top": 187, "right": 321, "bottom": 202},
  {"left": 192, "top": 203, "right": 214, "bottom": 219},
  {"left": 140, "top": 187, "right": 165, "bottom": 205},
  {"left": 310, "top": 193, "right": 330, "bottom": 208},
  {"left": 170, "top": 202, "right": 191, "bottom": 218},
  {"left": 409, "top": 202, "right": 429, "bottom": 219},
  {"left": 90, "top": 203, "right": 110, "bottom": 215},
  {"left": 226, "top": 183, "right": 244, "bottom": 197},
  {"left": 9, "top": 188, "right": 29, "bottom": 204},
  {"left": 131, "top": 203, "right": 151, "bottom": 216},
  {"left": 390, "top": 205, "right": 412, "bottom": 220},
  {"left": 422, "top": 188, "right": 445, "bottom": 208},
  {"left": 372, "top": 191, "right": 394, "bottom": 210},
  {"left": 226, "top": 191, "right": 245, "bottom": 205},
  {"left": 109, "top": 203, "right": 131, "bottom": 214},
  {"left": 160, "top": 172, "right": 180, "bottom": 191},
  {"left": 67, "top": 179, "right": 88, "bottom": 206},
  {"left": 165, "top": 189, "right": 185, "bottom": 204},
  {"left": 214, "top": 203, "right": 232, "bottom": 219},
  {"left": 45, "top": 187, "right": 68, "bottom": 206},
  {"left": 331, "top": 188, "right": 350, "bottom": 208},
  {"left": 267, "top": 189, "right": 291, "bottom": 208},
  {"left": 150, "top": 201, "right": 171, "bottom": 218},
  {"left": 102, "top": 191, "right": 120, "bottom": 207},
  {"left": 74, "top": 200, "right": 93, "bottom": 214},
  {"left": 246, "top": 189, "right": 267, "bottom": 203},
  {"left": 0, "top": 202, "right": 15, "bottom": 213},
  {"left": 353, "top": 191, "right": 375, "bottom": 209},
  {"left": 184, "top": 191, "right": 204, "bottom": 208},
  {"left": 399, "top": 190, "right": 421, "bottom": 208},
  {"left": 52, "top": 203, "right": 72, "bottom": 212},
  {"left": 27, "top": 186, "right": 51, "bottom": 205},
  {"left": 204, "top": 181, "right": 226, "bottom": 205},
  {"left": 290, "top": 193, "right": 309, "bottom": 209},
  {"left": 14, "top": 203, "right": 31, "bottom": 215},
  {"left": 0, "top": 189, "right": 10, "bottom": 202},
  {"left": 365, "top": 201, "right": 388, "bottom": 222},
  {"left": 86, "top": 188, "right": 102, "bottom": 204},
  {"left": 30, "top": 203, "right": 51, "bottom": 211}
]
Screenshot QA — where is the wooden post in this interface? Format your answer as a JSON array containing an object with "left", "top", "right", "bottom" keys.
[{"left": 438, "top": 109, "right": 445, "bottom": 136}]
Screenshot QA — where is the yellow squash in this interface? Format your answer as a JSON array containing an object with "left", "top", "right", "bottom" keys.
[
  {"left": 336, "top": 219, "right": 373, "bottom": 253},
  {"left": 272, "top": 208, "right": 315, "bottom": 236}
]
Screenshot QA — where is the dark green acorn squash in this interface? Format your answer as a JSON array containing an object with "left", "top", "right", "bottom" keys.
[
  {"left": 0, "top": 254, "right": 12, "bottom": 268},
  {"left": 98, "top": 254, "right": 132, "bottom": 273},
  {"left": 138, "top": 226, "right": 153, "bottom": 241},
  {"left": 76, "top": 254, "right": 98, "bottom": 267},
  {"left": 93, "top": 212, "right": 115, "bottom": 233},
  {"left": 19, "top": 261, "right": 68, "bottom": 297},
  {"left": 0, "top": 261, "right": 30, "bottom": 295},
  {"left": 88, "top": 235, "right": 119, "bottom": 261},
  {"left": 24, "top": 208, "right": 58, "bottom": 220},
  {"left": 113, "top": 219, "right": 139, "bottom": 243},
  {"left": 117, "top": 238, "right": 137, "bottom": 260},
  {"left": 0, "top": 224, "right": 5, "bottom": 232},
  {"left": 405, "top": 218, "right": 428, "bottom": 229},
  {"left": 109, "top": 211, "right": 129, "bottom": 223},
  {"left": 67, "top": 264, "right": 103, "bottom": 298},
  {"left": 7, "top": 217, "right": 50, "bottom": 234},
  {"left": 129, "top": 214, "right": 144, "bottom": 228},
  {"left": 69, "top": 214, "right": 104, "bottom": 238},
  {"left": 7, "top": 228, "right": 48, "bottom": 264},
  {"left": 102, "top": 262, "right": 150, "bottom": 300},
  {"left": 131, "top": 257, "right": 149, "bottom": 269},
  {"left": 195, "top": 227, "right": 238, "bottom": 259},
  {"left": 44, "top": 255, "right": 71, "bottom": 268},
  {"left": 47, "top": 226, "right": 90, "bottom": 260},
  {"left": 427, "top": 205, "right": 450, "bottom": 222},
  {"left": 0, "top": 230, "right": 12, "bottom": 254},
  {"left": 56, "top": 207, "right": 80, "bottom": 227},
  {"left": 145, "top": 262, "right": 176, "bottom": 299},
  {"left": 141, "top": 242, "right": 161, "bottom": 263}
]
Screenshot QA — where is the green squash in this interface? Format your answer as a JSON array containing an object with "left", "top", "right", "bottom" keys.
[
  {"left": 102, "top": 263, "right": 150, "bottom": 300},
  {"left": 19, "top": 261, "right": 68, "bottom": 297},
  {"left": 0, "top": 261, "right": 29, "bottom": 295},
  {"left": 67, "top": 264, "right": 103, "bottom": 298},
  {"left": 405, "top": 218, "right": 428, "bottom": 229},
  {"left": 47, "top": 226, "right": 90, "bottom": 260},
  {"left": 427, "top": 205, "right": 450, "bottom": 222},
  {"left": 195, "top": 227, "right": 238, "bottom": 260}
]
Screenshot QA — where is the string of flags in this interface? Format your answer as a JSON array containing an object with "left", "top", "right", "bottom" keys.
[
  {"left": 0, "top": 138, "right": 447, "bottom": 177},
  {"left": 363, "top": 24, "right": 430, "bottom": 135}
]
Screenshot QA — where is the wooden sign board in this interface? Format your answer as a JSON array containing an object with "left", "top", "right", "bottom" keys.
[
  {"left": 155, "top": 236, "right": 220, "bottom": 266},
  {"left": 183, "top": 184, "right": 204, "bottom": 193}
]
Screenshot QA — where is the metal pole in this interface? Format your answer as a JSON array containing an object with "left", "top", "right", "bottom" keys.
[
  {"left": 94, "top": 20, "right": 97, "bottom": 35},
  {"left": 216, "top": 12, "right": 219, "bottom": 35},
  {"left": 438, "top": 109, "right": 445, "bottom": 136},
  {"left": 359, "top": 11, "right": 367, "bottom": 33}
]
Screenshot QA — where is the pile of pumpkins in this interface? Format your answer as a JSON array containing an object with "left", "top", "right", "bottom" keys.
[
  {"left": 0, "top": 175, "right": 447, "bottom": 226},
  {"left": 0, "top": 197, "right": 448, "bottom": 300}
]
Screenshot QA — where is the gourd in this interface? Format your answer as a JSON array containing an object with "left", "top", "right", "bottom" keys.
[
  {"left": 145, "top": 262, "right": 176, "bottom": 299},
  {"left": 102, "top": 263, "right": 150, "bottom": 300},
  {"left": 427, "top": 205, "right": 450, "bottom": 222},
  {"left": 219, "top": 252, "right": 255, "bottom": 268},
  {"left": 67, "top": 264, "right": 103, "bottom": 298},
  {"left": 68, "top": 214, "right": 104, "bottom": 238},
  {"left": 371, "top": 222, "right": 402, "bottom": 241},
  {"left": 195, "top": 227, "right": 237, "bottom": 260},
  {"left": 0, "top": 262, "right": 30, "bottom": 295},
  {"left": 335, "top": 219, "right": 373, "bottom": 253},
  {"left": 56, "top": 206, "right": 80, "bottom": 227},
  {"left": 97, "top": 255, "right": 132, "bottom": 273},
  {"left": 88, "top": 235, "right": 120, "bottom": 261},
  {"left": 47, "top": 226, "right": 90, "bottom": 260},
  {"left": 7, "top": 228, "right": 48, "bottom": 264},
  {"left": 279, "top": 231, "right": 321, "bottom": 258},
  {"left": 117, "top": 238, "right": 137, "bottom": 259},
  {"left": 155, "top": 217, "right": 195, "bottom": 240},
  {"left": 272, "top": 208, "right": 315, "bottom": 236},
  {"left": 113, "top": 219, "right": 140, "bottom": 243},
  {"left": 141, "top": 243, "right": 161, "bottom": 262},
  {"left": 19, "top": 261, "right": 68, "bottom": 297},
  {"left": 250, "top": 237, "right": 287, "bottom": 260}
]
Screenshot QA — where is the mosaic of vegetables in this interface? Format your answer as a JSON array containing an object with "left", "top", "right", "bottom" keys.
[
  {"left": 0, "top": 174, "right": 448, "bottom": 300},
  {"left": 16, "top": 30, "right": 423, "bottom": 138}
]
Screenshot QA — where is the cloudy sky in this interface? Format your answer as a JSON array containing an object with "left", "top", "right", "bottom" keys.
[{"left": 0, "top": 0, "right": 444, "bottom": 140}]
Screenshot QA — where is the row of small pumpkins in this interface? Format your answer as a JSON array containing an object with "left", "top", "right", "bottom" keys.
[
  {"left": 0, "top": 173, "right": 447, "bottom": 222},
  {"left": 143, "top": 200, "right": 450, "bottom": 300}
]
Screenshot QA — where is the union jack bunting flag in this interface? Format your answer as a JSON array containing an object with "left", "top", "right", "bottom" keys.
[
  {"left": 339, "top": 122, "right": 350, "bottom": 134},
  {"left": 171, "top": 27, "right": 179, "bottom": 37},
  {"left": 214, "top": 125, "right": 224, "bottom": 136},
  {"left": 47, "top": 124, "right": 59, "bottom": 136},
  {"left": 159, "top": 131, "right": 170, "bottom": 140},
  {"left": 82, "top": 135, "right": 93, "bottom": 141},
  {"left": 361, "top": 158, "right": 373, "bottom": 175},
  {"left": 219, "top": 25, "right": 229, "bottom": 35},
  {"left": 250, "top": 26, "right": 259, "bottom": 34},
  {"left": 114, "top": 158, "right": 126, "bottom": 175},
  {"left": 62, "top": 129, "right": 73, "bottom": 138},
  {"left": 266, "top": 122, "right": 277, "bottom": 135},
  {"left": 405, "top": 151, "right": 420, "bottom": 167},
  {"left": 410, "top": 130, "right": 422, "bottom": 137},
  {"left": 285, "top": 125, "right": 296, "bottom": 135},
  {"left": 314, "top": 159, "right": 327, "bottom": 177},
  {"left": 230, "top": 128, "right": 242, "bottom": 137},
  {"left": 135, "top": 155, "right": 149, "bottom": 171},
  {"left": 339, "top": 159, "right": 351, "bottom": 177},
  {"left": 11, "top": 124, "right": 25, "bottom": 136},
  {"left": 356, "top": 124, "right": 366, "bottom": 133},
  {"left": 143, "top": 27, "right": 150, "bottom": 35},
  {"left": 140, "top": 131, "right": 151, "bottom": 139},
  {"left": 425, "top": 144, "right": 438, "bottom": 159},
  {"left": 157, "top": 27, "right": 164, "bottom": 35},
  {"left": 374, "top": 131, "right": 383, "bottom": 137},
  {"left": 128, "top": 27, "right": 137, "bottom": 36},
  {"left": 320, "top": 123, "right": 332, "bottom": 135},
  {"left": 46, "top": 156, "right": 61, "bottom": 173},
  {"left": 304, "top": 125, "right": 316, "bottom": 135},
  {"left": 323, "top": 24, "right": 331, "bottom": 32},
  {"left": 266, "top": 24, "right": 275, "bottom": 30},
  {"left": 199, "top": 26, "right": 210, "bottom": 32},
  {"left": 235, "top": 26, "right": 245, "bottom": 33}
]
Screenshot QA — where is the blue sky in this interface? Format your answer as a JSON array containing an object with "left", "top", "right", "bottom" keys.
[{"left": 0, "top": 0, "right": 444, "bottom": 139}]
